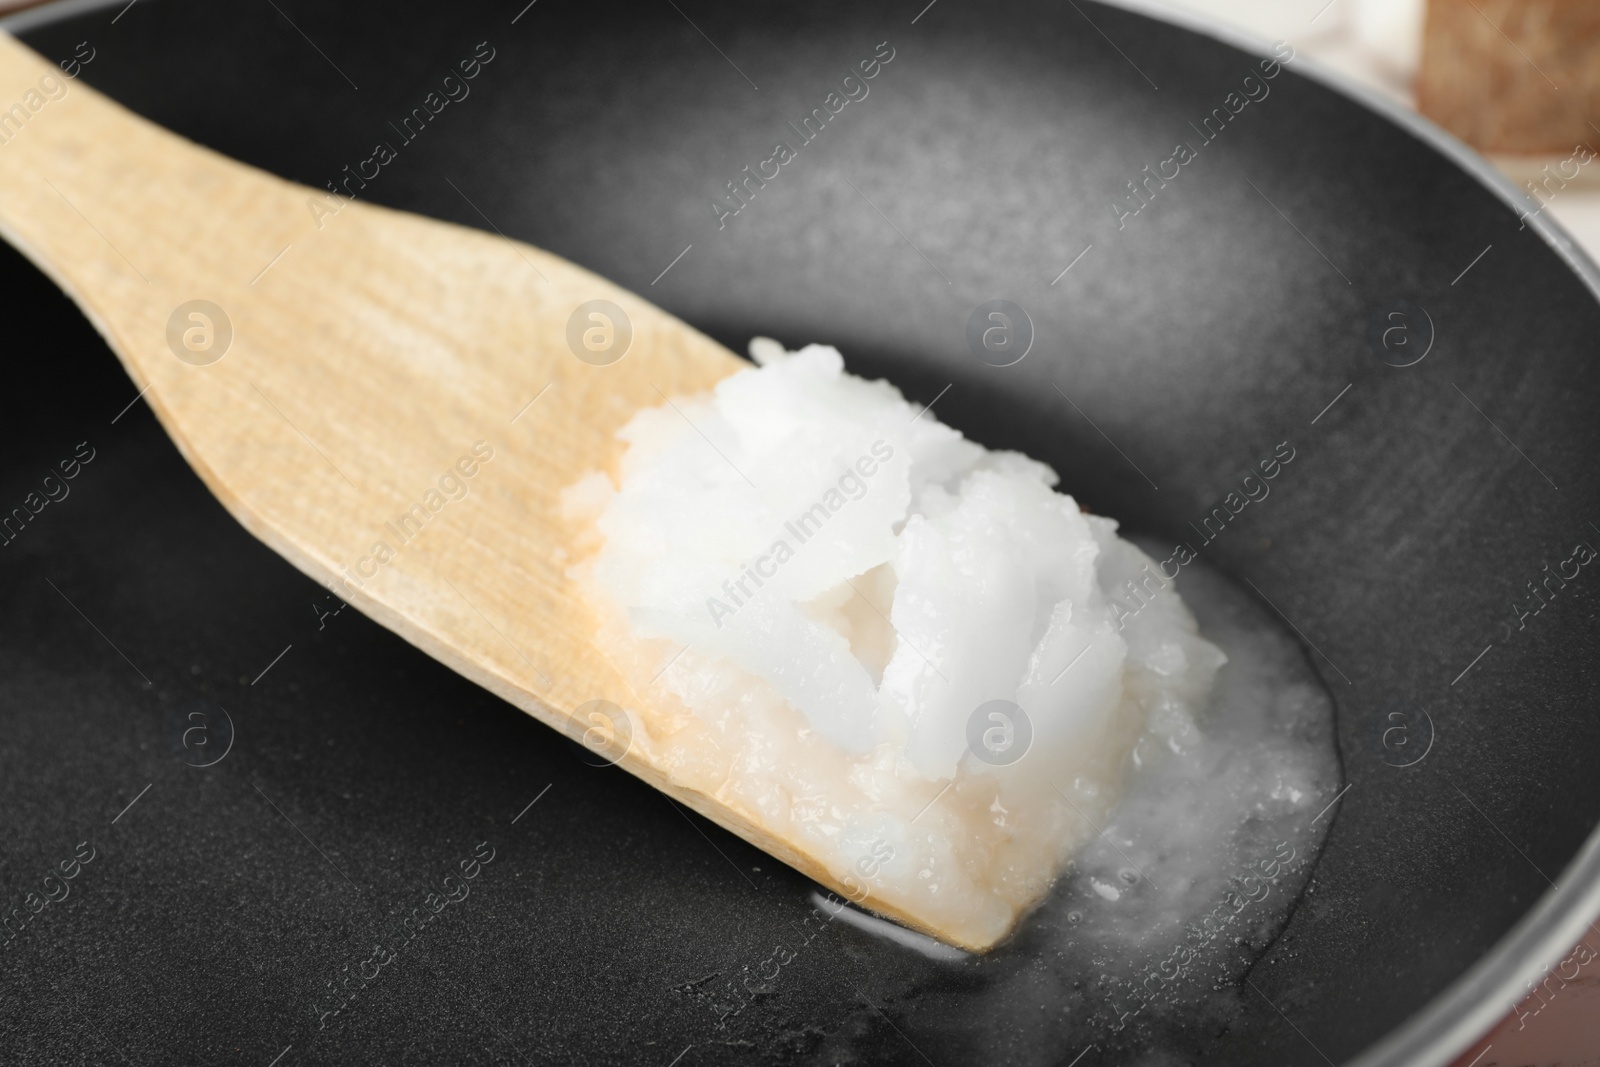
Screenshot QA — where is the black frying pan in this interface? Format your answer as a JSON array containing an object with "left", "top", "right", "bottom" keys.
[{"left": 2, "top": 0, "right": 1598, "bottom": 1064}]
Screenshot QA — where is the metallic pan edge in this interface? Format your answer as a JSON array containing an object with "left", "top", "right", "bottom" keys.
[
  {"left": 0, "top": 0, "right": 128, "bottom": 34},
  {"left": 6, "top": 0, "right": 1598, "bottom": 1064}
]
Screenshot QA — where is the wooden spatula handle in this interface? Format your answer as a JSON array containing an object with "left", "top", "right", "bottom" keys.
[
  {"left": 0, "top": 33, "right": 283, "bottom": 361},
  {"left": 0, "top": 31, "right": 946, "bottom": 948}
]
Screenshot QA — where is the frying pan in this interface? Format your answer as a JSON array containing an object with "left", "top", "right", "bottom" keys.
[{"left": 1, "top": 0, "right": 1597, "bottom": 1064}]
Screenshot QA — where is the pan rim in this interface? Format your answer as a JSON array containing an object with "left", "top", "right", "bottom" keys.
[{"left": 1091, "top": 7, "right": 1600, "bottom": 1066}]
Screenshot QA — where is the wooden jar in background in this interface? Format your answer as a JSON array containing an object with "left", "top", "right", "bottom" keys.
[{"left": 1418, "top": 0, "right": 1600, "bottom": 155}]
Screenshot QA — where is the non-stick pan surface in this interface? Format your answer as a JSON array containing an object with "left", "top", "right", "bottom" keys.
[{"left": 2, "top": 1, "right": 1598, "bottom": 1064}]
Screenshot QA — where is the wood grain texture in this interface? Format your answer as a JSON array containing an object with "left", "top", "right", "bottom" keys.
[{"left": 0, "top": 31, "right": 989, "bottom": 948}]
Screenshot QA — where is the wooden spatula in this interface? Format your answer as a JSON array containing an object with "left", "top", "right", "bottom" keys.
[{"left": 0, "top": 33, "right": 961, "bottom": 939}]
